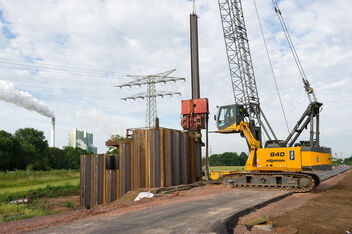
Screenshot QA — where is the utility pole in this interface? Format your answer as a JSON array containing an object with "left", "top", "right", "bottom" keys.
[{"left": 117, "top": 69, "right": 185, "bottom": 128}]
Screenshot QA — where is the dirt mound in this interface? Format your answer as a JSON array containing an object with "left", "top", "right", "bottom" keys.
[
  {"left": 272, "top": 169, "right": 352, "bottom": 233},
  {"left": 233, "top": 169, "right": 352, "bottom": 233}
]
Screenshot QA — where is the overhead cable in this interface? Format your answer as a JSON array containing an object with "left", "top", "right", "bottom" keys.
[{"left": 253, "top": 0, "right": 290, "bottom": 134}]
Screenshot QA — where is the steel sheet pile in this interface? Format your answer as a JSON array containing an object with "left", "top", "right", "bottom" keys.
[{"left": 80, "top": 127, "right": 202, "bottom": 207}]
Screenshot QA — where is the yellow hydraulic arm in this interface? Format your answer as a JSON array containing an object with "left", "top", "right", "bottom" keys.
[{"left": 218, "top": 121, "right": 260, "bottom": 170}]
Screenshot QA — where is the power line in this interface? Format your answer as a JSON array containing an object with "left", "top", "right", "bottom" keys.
[
  {"left": 0, "top": 57, "right": 126, "bottom": 76},
  {"left": 0, "top": 75, "right": 118, "bottom": 87},
  {"left": 117, "top": 69, "right": 185, "bottom": 128}
]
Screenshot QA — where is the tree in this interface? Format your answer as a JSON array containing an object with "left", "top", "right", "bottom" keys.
[
  {"left": 238, "top": 152, "right": 248, "bottom": 166},
  {"left": 0, "top": 130, "right": 17, "bottom": 170},
  {"left": 106, "top": 134, "right": 125, "bottom": 156},
  {"left": 14, "top": 128, "right": 49, "bottom": 170},
  {"left": 343, "top": 156, "right": 352, "bottom": 165},
  {"left": 14, "top": 128, "right": 48, "bottom": 154},
  {"left": 209, "top": 154, "right": 223, "bottom": 166},
  {"left": 208, "top": 152, "right": 247, "bottom": 166},
  {"left": 63, "top": 147, "right": 89, "bottom": 169},
  {"left": 222, "top": 152, "right": 239, "bottom": 166},
  {"left": 47, "top": 147, "right": 66, "bottom": 169},
  {"left": 0, "top": 127, "right": 94, "bottom": 171}
]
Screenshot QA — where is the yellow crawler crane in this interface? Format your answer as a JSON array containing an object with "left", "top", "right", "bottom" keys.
[
  {"left": 216, "top": 103, "right": 332, "bottom": 192},
  {"left": 215, "top": 0, "right": 332, "bottom": 192}
]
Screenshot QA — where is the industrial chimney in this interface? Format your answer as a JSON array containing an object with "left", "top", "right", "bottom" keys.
[{"left": 51, "top": 117, "right": 55, "bottom": 147}]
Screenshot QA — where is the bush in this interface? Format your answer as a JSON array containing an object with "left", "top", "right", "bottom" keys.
[
  {"left": 0, "top": 183, "right": 80, "bottom": 203},
  {"left": 208, "top": 152, "right": 248, "bottom": 166},
  {"left": 63, "top": 201, "right": 74, "bottom": 209},
  {"left": 0, "top": 203, "right": 49, "bottom": 222},
  {"left": 0, "top": 128, "right": 91, "bottom": 171}
]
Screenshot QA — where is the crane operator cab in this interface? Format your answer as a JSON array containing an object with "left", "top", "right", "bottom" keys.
[{"left": 216, "top": 104, "right": 245, "bottom": 133}]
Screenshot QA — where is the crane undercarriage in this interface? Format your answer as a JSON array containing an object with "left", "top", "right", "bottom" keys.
[{"left": 222, "top": 171, "right": 318, "bottom": 192}]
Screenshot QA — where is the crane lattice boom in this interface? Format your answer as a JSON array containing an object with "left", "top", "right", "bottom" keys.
[{"left": 218, "top": 0, "right": 260, "bottom": 126}]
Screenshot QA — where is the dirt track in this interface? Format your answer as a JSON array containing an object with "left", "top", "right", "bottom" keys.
[
  {"left": 29, "top": 187, "right": 290, "bottom": 233},
  {"left": 0, "top": 168, "right": 350, "bottom": 234},
  {"left": 273, "top": 169, "right": 352, "bottom": 233},
  {"left": 0, "top": 184, "right": 258, "bottom": 233},
  {"left": 234, "top": 168, "right": 352, "bottom": 233}
]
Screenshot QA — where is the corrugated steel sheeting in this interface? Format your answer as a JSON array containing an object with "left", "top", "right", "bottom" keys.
[
  {"left": 106, "top": 170, "right": 118, "bottom": 203},
  {"left": 80, "top": 155, "right": 119, "bottom": 207},
  {"left": 80, "top": 127, "right": 202, "bottom": 207},
  {"left": 180, "top": 133, "right": 190, "bottom": 184}
]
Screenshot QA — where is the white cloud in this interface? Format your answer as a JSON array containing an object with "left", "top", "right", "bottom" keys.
[
  {"left": 0, "top": 0, "right": 351, "bottom": 157},
  {"left": 76, "top": 108, "right": 125, "bottom": 137}
]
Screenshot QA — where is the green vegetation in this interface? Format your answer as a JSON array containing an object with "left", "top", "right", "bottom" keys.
[
  {"left": 333, "top": 156, "right": 352, "bottom": 166},
  {"left": 0, "top": 203, "right": 51, "bottom": 222},
  {"left": 0, "top": 170, "right": 79, "bottom": 188},
  {"left": 209, "top": 166, "right": 244, "bottom": 172},
  {"left": 0, "top": 169, "right": 79, "bottom": 223},
  {"left": 0, "top": 128, "right": 91, "bottom": 171},
  {"left": 63, "top": 201, "right": 75, "bottom": 209},
  {"left": 106, "top": 134, "right": 125, "bottom": 155},
  {"left": 207, "top": 152, "right": 248, "bottom": 166}
]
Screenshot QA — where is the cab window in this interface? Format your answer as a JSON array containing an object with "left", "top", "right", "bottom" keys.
[{"left": 218, "top": 106, "right": 235, "bottom": 128}]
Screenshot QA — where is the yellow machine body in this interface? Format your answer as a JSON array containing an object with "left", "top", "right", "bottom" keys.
[
  {"left": 245, "top": 147, "right": 332, "bottom": 172},
  {"left": 210, "top": 170, "right": 237, "bottom": 180},
  {"left": 218, "top": 121, "right": 332, "bottom": 172}
]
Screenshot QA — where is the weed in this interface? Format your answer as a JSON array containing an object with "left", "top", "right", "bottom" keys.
[
  {"left": 0, "top": 169, "right": 79, "bottom": 189},
  {"left": 209, "top": 166, "right": 244, "bottom": 172},
  {"left": 63, "top": 201, "right": 74, "bottom": 209},
  {"left": 0, "top": 184, "right": 80, "bottom": 203},
  {"left": 0, "top": 170, "right": 80, "bottom": 223},
  {"left": 0, "top": 203, "right": 51, "bottom": 223}
]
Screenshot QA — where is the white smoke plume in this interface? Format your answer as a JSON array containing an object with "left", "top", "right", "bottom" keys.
[{"left": 0, "top": 80, "right": 55, "bottom": 118}]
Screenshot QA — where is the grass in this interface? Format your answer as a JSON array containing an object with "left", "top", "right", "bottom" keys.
[
  {"left": 63, "top": 201, "right": 74, "bottom": 209},
  {"left": 0, "top": 169, "right": 80, "bottom": 223},
  {"left": 0, "top": 170, "right": 79, "bottom": 189},
  {"left": 0, "top": 179, "right": 79, "bottom": 198},
  {"left": 209, "top": 166, "right": 244, "bottom": 172},
  {"left": 0, "top": 183, "right": 80, "bottom": 203},
  {"left": 0, "top": 202, "right": 52, "bottom": 222}
]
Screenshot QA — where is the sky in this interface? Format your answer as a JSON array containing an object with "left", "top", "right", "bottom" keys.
[{"left": 0, "top": 0, "right": 351, "bottom": 158}]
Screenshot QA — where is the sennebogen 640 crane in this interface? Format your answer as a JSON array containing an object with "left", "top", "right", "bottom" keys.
[{"left": 215, "top": 0, "right": 332, "bottom": 192}]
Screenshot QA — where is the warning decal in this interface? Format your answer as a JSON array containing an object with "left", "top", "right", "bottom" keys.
[{"left": 289, "top": 150, "right": 295, "bottom": 160}]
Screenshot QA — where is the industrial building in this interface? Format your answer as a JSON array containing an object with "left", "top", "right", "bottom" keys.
[{"left": 68, "top": 128, "right": 97, "bottom": 154}]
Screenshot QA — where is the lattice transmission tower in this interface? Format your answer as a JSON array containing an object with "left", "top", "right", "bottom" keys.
[{"left": 117, "top": 69, "right": 185, "bottom": 128}]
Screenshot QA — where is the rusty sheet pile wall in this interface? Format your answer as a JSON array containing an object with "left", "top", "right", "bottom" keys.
[
  {"left": 80, "top": 127, "right": 202, "bottom": 207},
  {"left": 80, "top": 154, "right": 119, "bottom": 207}
]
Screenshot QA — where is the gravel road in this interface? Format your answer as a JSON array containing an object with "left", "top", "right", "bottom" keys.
[{"left": 34, "top": 190, "right": 290, "bottom": 234}]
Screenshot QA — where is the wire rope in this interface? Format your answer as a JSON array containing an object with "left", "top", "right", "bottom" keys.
[
  {"left": 271, "top": 0, "right": 311, "bottom": 89},
  {"left": 253, "top": 0, "right": 290, "bottom": 134}
]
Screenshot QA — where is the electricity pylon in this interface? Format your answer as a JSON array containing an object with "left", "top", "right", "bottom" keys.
[{"left": 117, "top": 69, "right": 185, "bottom": 128}]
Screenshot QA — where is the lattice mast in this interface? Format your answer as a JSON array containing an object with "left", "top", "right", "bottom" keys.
[
  {"left": 218, "top": 0, "right": 277, "bottom": 142},
  {"left": 117, "top": 69, "right": 185, "bottom": 128}
]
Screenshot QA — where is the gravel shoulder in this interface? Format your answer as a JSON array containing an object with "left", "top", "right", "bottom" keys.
[
  {"left": 1, "top": 169, "right": 349, "bottom": 234},
  {"left": 0, "top": 184, "right": 235, "bottom": 234},
  {"left": 233, "top": 168, "right": 352, "bottom": 233}
]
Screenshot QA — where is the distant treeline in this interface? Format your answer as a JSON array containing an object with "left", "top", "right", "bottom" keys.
[
  {"left": 207, "top": 152, "right": 248, "bottom": 166},
  {"left": 0, "top": 128, "right": 91, "bottom": 171},
  {"left": 334, "top": 156, "right": 352, "bottom": 166}
]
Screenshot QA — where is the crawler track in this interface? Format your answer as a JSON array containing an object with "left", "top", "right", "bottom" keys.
[
  {"left": 222, "top": 172, "right": 319, "bottom": 192},
  {"left": 222, "top": 166, "right": 350, "bottom": 193}
]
